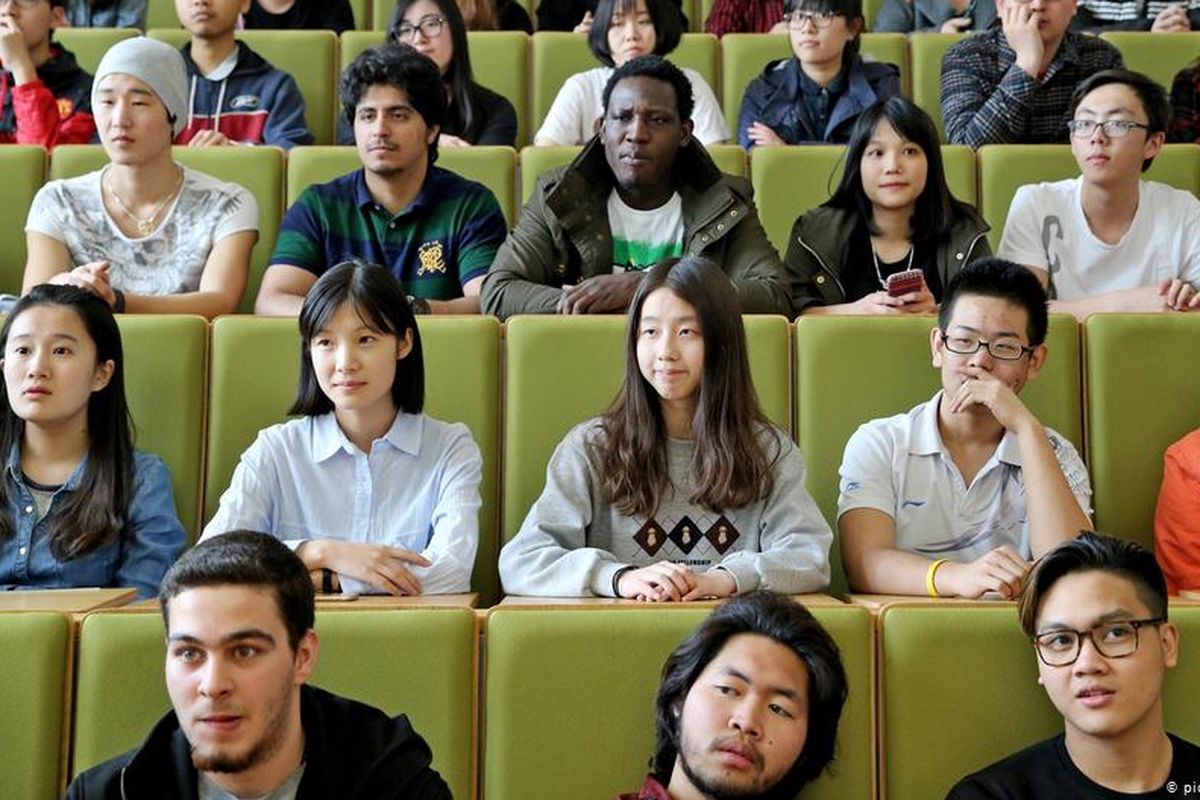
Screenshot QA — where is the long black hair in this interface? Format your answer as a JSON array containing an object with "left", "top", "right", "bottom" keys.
[
  {"left": 588, "top": 0, "right": 684, "bottom": 67},
  {"left": 0, "top": 284, "right": 135, "bottom": 560},
  {"left": 825, "top": 96, "right": 972, "bottom": 245}
]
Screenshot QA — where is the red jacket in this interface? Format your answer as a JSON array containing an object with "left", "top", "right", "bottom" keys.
[
  {"left": 1155, "top": 427, "right": 1200, "bottom": 595},
  {"left": 0, "top": 43, "right": 95, "bottom": 149}
]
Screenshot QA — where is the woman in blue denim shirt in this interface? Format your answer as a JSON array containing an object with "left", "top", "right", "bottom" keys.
[{"left": 0, "top": 284, "right": 184, "bottom": 599}]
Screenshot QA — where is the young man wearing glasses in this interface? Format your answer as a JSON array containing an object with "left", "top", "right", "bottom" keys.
[
  {"left": 1000, "top": 69, "right": 1200, "bottom": 319},
  {"left": 839, "top": 258, "right": 1092, "bottom": 598},
  {"left": 948, "top": 532, "right": 1199, "bottom": 797}
]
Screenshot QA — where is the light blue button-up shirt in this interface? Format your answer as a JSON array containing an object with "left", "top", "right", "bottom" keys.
[
  {"left": 202, "top": 411, "right": 482, "bottom": 595},
  {"left": 0, "top": 448, "right": 186, "bottom": 600}
]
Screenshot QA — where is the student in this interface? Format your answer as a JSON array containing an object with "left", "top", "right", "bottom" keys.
[
  {"left": 534, "top": 0, "right": 728, "bottom": 146},
  {"left": 483, "top": 56, "right": 790, "bottom": 319},
  {"left": 873, "top": 0, "right": 996, "bottom": 33},
  {"left": 940, "top": 0, "right": 1123, "bottom": 147},
  {"left": 64, "top": 0, "right": 145, "bottom": 27},
  {"left": 0, "top": 285, "right": 184, "bottom": 600},
  {"left": 620, "top": 591, "right": 846, "bottom": 799},
  {"left": 705, "top": 0, "right": 786, "bottom": 36},
  {"left": 0, "top": 0, "right": 95, "bottom": 148},
  {"left": 499, "top": 257, "right": 832, "bottom": 599},
  {"left": 948, "top": 532, "right": 1200, "bottom": 798},
  {"left": 737, "top": 0, "right": 900, "bottom": 149},
  {"left": 205, "top": 261, "right": 482, "bottom": 596},
  {"left": 257, "top": 43, "right": 507, "bottom": 316},
  {"left": 839, "top": 258, "right": 1092, "bottom": 598},
  {"left": 787, "top": 96, "right": 990, "bottom": 316},
  {"left": 537, "top": 0, "right": 686, "bottom": 32},
  {"left": 999, "top": 70, "right": 1200, "bottom": 319},
  {"left": 242, "top": 0, "right": 356, "bottom": 33},
  {"left": 1073, "top": 0, "right": 1198, "bottom": 32},
  {"left": 382, "top": 0, "right": 517, "bottom": 146},
  {"left": 67, "top": 531, "right": 451, "bottom": 798},
  {"left": 1155, "top": 426, "right": 1200, "bottom": 596},
  {"left": 174, "top": 0, "right": 315, "bottom": 150},
  {"left": 23, "top": 37, "right": 259, "bottom": 320}
]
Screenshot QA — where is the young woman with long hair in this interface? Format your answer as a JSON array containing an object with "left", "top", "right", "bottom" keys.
[{"left": 500, "top": 257, "right": 831, "bottom": 599}]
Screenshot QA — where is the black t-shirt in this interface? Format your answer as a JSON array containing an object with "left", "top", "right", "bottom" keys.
[
  {"left": 842, "top": 220, "right": 942, "bottom": 302},
  {"left": 947, "top": 733, "right": 1200, "bottom": 799},
  {"left": 244, "top": 0, "right": 356, "bottom": 33}
]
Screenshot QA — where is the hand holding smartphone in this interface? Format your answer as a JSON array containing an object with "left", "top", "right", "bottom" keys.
[{"left": 885, "top": 268, "right": 925, "bottom": 298}]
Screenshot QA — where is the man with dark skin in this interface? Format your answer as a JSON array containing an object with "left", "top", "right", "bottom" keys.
[{"left": 481, "top": 54, "right": 788, "bottom": 320}]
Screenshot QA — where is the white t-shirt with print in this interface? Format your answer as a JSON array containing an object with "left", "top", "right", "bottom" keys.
[
  {"left": 607, "top": 189, "right": 684, "bottom": 272},
  {"left": 998, "top": 177, "right": 1200, "bottom": 300},
  {"left": 26, "top": 165, "right": 259, "bottom": 296},
  {"left": 535, "top": 65, "right": 729, "bottom": 146}
]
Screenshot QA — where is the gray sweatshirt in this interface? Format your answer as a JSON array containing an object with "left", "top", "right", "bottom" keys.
[{"left": 499, "top": 419, "right": 833, "bottom": 597}]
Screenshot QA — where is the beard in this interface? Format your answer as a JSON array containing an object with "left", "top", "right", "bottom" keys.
[
  {"left": 676, "top": 734, "right": 770, "bottom": 800},
  {"left": 188, "top": 683, "right": 295, "bottom": 775}
]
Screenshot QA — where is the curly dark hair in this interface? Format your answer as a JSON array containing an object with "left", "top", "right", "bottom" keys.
[
  {"left": 601, "top": 53, "right": 694, "bottom": 124},
  {"left": 340, "top": 43, "right": 447, "bottom": 165}
]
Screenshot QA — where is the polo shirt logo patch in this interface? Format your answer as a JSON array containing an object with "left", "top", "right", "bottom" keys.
[
  {"left": 416, "top": 240, "right": 447, "bottom": 275},
  {"left": 56, "top": 98, "right": 74, "bottom": 119},
  {"left": 229, "top": 95, "right": 260, "bottom": 110}
]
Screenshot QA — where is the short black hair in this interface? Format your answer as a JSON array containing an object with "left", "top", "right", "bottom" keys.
[
  {"left": 340, "top": 43, "right": 446, "bottom": 165},
  {"left": 651, "top": 592, "right": 847, "bottom": 797},
  {"left": 588, "top": 0, "right": 684, "bottom": 68},
  {"left": 786, "top": 0, "right": 863, "bottom": 55},
  {"left": 938, "top": 257, "right": 1049, "bottom": 346},
  {"left": 159, "top": 531, "right": 315, "bottom": 652},
  {"left": 1018, "top": 532, "right": 1169, "bottom": 637},
  {"left": 601, "top": 54, "right": 694, "bottom": 124},
  {"left": 1070, "top": 69, "right": 1169, "bottom": 172},
  {"left": 290, "top": 260, "right": 425, "bottom": 418}
]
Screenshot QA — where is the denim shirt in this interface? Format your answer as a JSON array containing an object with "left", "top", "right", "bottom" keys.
[{"left": 0, "top": 448, "right": 185, "bottom": 600}]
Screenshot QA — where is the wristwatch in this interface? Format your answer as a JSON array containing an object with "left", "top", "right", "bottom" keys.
[{"left": 407, "top": 294, "right": 431, "bottom": 315}]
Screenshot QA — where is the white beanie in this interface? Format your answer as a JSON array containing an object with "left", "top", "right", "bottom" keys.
[{"left": 93, "top": 37, "right": 189, "bottom": 137}]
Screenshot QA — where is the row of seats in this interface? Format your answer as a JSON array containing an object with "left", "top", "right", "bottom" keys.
[
  {"left": 5, "top": 602, "right": 1199, "bottom": 800},
  {"left": 51, "top": 28, "right": 1200, "bottom": 147},
  {"left": 60, "top": 312, "right": 1200, "bottom": 604},
  {"left": 5, "top": 142, "right": 1200, "bottom": 306}
]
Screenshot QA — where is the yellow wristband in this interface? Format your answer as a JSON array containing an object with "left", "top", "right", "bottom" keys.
[{"left": 926, "top": 559, "right": 948, "bottom": 598}]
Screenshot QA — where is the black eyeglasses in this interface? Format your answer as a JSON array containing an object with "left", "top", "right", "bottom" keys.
[
  {"left": 1066, "top": 119, "right": 1151, "bottom": 139},
  {"left": 784, "top": 10, "right": 843, "bottom": 28},
  {"left": 1033, "top": 618, "right": 1166, "bottom": 666},
  {"left": 939, "top": 334, "right": 1035, "bottom": 362},
  {"left": 394, "top": 15, "right": 446, "bottom": 40}
]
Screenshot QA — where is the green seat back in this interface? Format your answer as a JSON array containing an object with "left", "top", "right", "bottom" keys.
[
  {"left": 341, "top": 30, "right": 532, "bottom": 147},
  {"left": 71, "top": 608, "right": 477, "bottom": 799},
  {"left": 979, "top": 143, "right": 1200, "bottom": 250},
  {"left": 0, "top": 146, "right": 44, "bottom": 296},
  {"left": 1085, "top": 314, "right": 1200, "bottom": 551},
  {"left": 502, "top": 315, "right": 791, "bottom": 543},
  {"left": 750, "top": 144, "right": 976, "bottom": 255},
  {"left": 910, "top": 32, "right": 965, "bottom": 142},
  {"left": 49, "top": 144, "right": 283, "bottom": 314},
  {"left": 53, "top": 27, "right": 138, "bottom": 73},
  {"left": 484, "top": 605, "right": 874, "bottom": 800},
  {"left": 881, "top": 604, "right": 1200, "bottom": 800},
  {"left": 795, "top": 315, "right": 1082, "bottom": 594},
  {"left": 285, "top": 144, "right": 517, "bottom": 226},
  {"left": 205, "top": 316, "right": 503, "bottom": 602},
  {"left": 145, "top": 0, "right": 179, "bottom": 28},
  {"left": 0, "top": 612, "right": 69, "bottom": 800},
  {"left": 148, "top": 28, "right": 337, "bottom": 145},
  {"left": 118, "top": 315, "right": 207, "bottom": 540},
  {"left": 1100, "top": 32, "right": 1200, "bottom": 90},
  {"left": 517, "top": 143, "right": 746, "bottom": 203},
  {"left": 720, "top": 33, "right": 910, "bottom": 136},
  {"left": 531, "top": 32, "right": 720, "bottom": 134}
]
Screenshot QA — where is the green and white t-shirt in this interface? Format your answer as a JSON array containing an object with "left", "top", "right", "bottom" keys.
[{"left": 607, "top": 190, "right": 684, "bottom": 272}]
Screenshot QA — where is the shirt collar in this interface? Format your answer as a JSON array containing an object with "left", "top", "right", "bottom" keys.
[
  {"left": 796, "top": 62, "right": 847, "bottom": 97},
  {"left": 910, "top": 390, "right": 1022, "bottom": 467},
  {"left": 5, "top": 442, "right": 89, "bottom": 490},
  {"left": 354, "top": 166, "right": 445, "bottom": 216},
  {"left": 309, "top": 411, "right": 423, "bottom": 463}
]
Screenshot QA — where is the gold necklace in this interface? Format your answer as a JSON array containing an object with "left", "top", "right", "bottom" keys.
[{"left": 105, "top": 165, "right": 184, "bottom": 237}]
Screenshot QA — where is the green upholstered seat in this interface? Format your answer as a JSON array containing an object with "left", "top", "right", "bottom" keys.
[
  {"left": 978, "top": 143, "right": 1200, "bottom": 250},
  {"left": 49, "top": 144, "right": 283, "bottom": 314},
  {"left": 1099, "top": 32, "right": 1200, "bottom": 91},
  {"left": 53, "top": 27, "right": 138, "bottom": 73},
  {"left": 501, "top": 314, "right": 791, "bottom": 544},
  {"left": 880, "top": 603, "right": 1200, "bottom": 799},
  {"left": 117, "top": 315, "right": 208, "bottom": 541},
  {"left": 794, "top": 314, "right": 1082, "bottom": 594},
  {"left": 910, "top": 32, "right": 965, "bottom": 142},
  {"left": 205, "top": 315, "right": 503, "bottom": 602},
  {"left": 70, "top": 608, "right": 477, "bottom": 799},
  {"left": 1085, "top": 314, "right": 1200, "bottom": 552},
  {"left": 144, "top": 0, "right": 179, "bottom": 28},
  {"left": 483, "top": 604, "right": 874, "bottom": 800},
  {"left": 0, "top": 146, "right": 44, "bottom": 296},
  {"left": 0, "top": 612, "right": 69, "bottom": 800}
]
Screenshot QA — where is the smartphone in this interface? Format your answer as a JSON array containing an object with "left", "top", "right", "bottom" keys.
[{"left": 886, "top": 268, "right": 925, "bottom": 298}]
